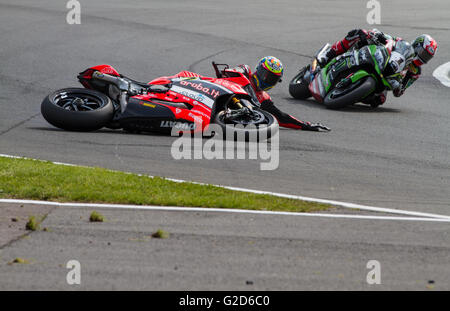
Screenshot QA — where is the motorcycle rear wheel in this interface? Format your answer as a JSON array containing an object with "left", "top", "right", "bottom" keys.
[
  {"left": 41, "top": 88, "right": 114, "bottom": 131},
  {"left": 289, "top": 65, "right": 312, "bottom": 100}
]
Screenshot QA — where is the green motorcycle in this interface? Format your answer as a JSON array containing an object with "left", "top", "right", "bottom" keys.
[{"left": 289, "top": 39, "right": 399, "bottom": 109}]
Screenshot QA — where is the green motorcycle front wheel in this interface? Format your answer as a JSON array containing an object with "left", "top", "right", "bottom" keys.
[{"left": 324, "top": 77, "right": 377, "bottom": 110}]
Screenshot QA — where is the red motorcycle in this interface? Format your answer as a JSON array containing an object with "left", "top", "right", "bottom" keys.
[{"left": 41, "top": 63, "right": 278, "bottom": 139}]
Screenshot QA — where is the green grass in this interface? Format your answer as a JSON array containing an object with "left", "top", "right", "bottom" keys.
[
  {"left": 152, "top": 229, "right": 170, "bottom": 239},
  {"left": 9, "top": 258, "right": 29, "bottom": 265},
  {"left": 25, "top": 216, "right": 39, "bottom": 231},
  {"left": 89, "top": 211, "right": 104, "bottom": 222},
  {"left": 0, "top": 157, "right": 333, "bottom": 213}
]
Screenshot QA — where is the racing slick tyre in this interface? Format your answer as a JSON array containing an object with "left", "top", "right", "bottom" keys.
[
  {"left": 323, "top": 77, "right": 377, "bottom": 110},
  {"left": 41, "top": 88, "right": 114, "bottom": 131},
  {"left": 213, "top": 108, "right": 278, "bottom": 142},
  {"left": 289, "top": 66, "right": 312, "bottom": 100}
]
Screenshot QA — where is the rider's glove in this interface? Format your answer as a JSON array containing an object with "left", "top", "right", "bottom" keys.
[
  {"left": 302, "top": 122, "right": 331, "bottom": 132},
  {"left": 369, "top": 29, "right": 387, "bottom": 45}
]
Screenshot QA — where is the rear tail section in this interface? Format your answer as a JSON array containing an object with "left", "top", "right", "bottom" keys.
[{"left": 78, "top": 64, "right": 120, "bottom": 92}]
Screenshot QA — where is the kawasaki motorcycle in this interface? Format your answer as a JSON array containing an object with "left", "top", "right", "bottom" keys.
[{"left": 289, "top": 38, "right": 397, "bottom": 109}]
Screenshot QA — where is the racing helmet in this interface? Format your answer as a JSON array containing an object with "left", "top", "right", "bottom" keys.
[
  {"left": 412, "top": 34, "right": 437, "bottom": 66},
  {"left": 253, "top": 56, "right": 284, "bottom": 91}
]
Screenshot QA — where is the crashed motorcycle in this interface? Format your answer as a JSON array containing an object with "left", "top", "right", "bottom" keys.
[
  {"left": 41, "top": 63, "right": 278, "bottom": 140},
  {"left": 289, "top": 37, "right": 400, "bottom": 109}
]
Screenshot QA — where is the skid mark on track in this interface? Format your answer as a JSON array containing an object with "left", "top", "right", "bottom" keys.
[
  {"left": 188, "top": 49, "right": 234, "bottom": 72},
  {"left": 0, "top": 113, "right": 40, "bottom": 136}
]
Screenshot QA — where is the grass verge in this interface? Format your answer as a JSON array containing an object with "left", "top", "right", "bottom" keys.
[
  {"left": 89, "top": 211, "right": 104, "bottom": 222},
  {"left": 0, "top": 157, "right": 333, "bottom": 213}
]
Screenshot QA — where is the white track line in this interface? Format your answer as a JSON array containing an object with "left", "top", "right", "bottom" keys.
[
  {"left": 2, "top": 153, "right": 450, "bottom": 220},
  {"left": 433, "top": 62, "right": 450, "bottom": 87},
  {"left": 0, "top": 199, "right": 449, "bottom": 223}
]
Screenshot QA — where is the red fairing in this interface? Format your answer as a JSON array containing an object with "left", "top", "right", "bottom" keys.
[
  {"left": 78, "top": 64, "right": 120, "bottom": 89},
  {"left": 148, "top": 77, "right": 173, "bottom": 85},
  {"left": 151, "top": 70, "right": 250, "bottom": 96},
  {"left": 309, "top": 77, "right": 324, "bottom": 103},
  {"left": 90, "top": 64, "right": 120, "bottom": 76},
  {"left": 134, "top": 86, "right": 212, "bottom": 132},
  {"left": 212, "top": 78, "right": 249, "bottom": 95}
]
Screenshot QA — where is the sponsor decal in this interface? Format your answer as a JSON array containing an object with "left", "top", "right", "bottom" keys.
[
  {"left": 214, "top": 79, "right": 243, "bottom": 93},
  {"left": 179, "top": 80, "right": 221, "bottom": 98},
  {"left": 160, "top": 121, "right": 196, "bottom": 130},
  {"left": 140, "top": 102, "right": 156, "bottom": 108},
  {"left": 188, "top": 112, "right": 203, "bottom": 123},
  {"left": 360, "top": 49, "right": 369, "bottom": 62},
  {"left": 170, "top": 85, "right": 215, "bottom": 108},
  {"left": 190, "top": 109, "right": 210, "bottom": 118},
  {"left": 102, "top": 67, "right": 115, "bottom": 74}
]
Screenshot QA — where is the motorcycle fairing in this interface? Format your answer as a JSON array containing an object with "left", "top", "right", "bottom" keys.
[
  {"left": 78, "top": 65, "right": 121, "bottom": 92},
  {"left": 115, "top": 97, "right": 198, "bottom": 134},
  {"left": 77, "top": 65, "right": 260, "bottom": 133},
  {"left": 119, "top": 77, "right": 240, "bottom": 133},
  {"left": 309, "top": 45, "right": 386, "bottom": 102}
]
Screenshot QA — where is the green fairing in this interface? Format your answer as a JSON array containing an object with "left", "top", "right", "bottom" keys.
[
  {"left": 350, "top": 70, "right": 370, "bottom": 82},
  {"left": 368, "top": 45, "right": 392, "bottom": 89},
  {"left": 322, "top": 58, "right": 337, "bottom": 92},
  {"left": 318, "top": 43, "right": 392, "bottom": 96}
]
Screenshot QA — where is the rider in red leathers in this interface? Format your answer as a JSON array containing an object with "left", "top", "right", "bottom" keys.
[
  {"left": 316, "top": 29, "right": 438, "bottom": 106},
  {"left": 226, "top": 57, "right": 329, "bottom": 131},
  {"left": 161, "top": 56, "right": 330, "bottom": 131}
]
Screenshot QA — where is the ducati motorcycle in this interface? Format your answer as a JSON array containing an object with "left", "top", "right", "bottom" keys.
[{"left": 41, "top": 63, "right": 278, "bottom": 140}]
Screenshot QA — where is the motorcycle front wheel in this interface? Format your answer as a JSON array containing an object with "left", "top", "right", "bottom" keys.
[
  {"left": 41, "top": 88, "right": 114, "bottom": 131},
  {"left": 323, "top": 77, "right": 376, "bottom": 110},
  {"left": 213, "top": 108, "right": 278, "bottom": 141}
]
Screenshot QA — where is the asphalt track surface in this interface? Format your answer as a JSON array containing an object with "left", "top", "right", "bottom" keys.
[{"left": 0, "top": 0, "right": 449, "bottom": 290}]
